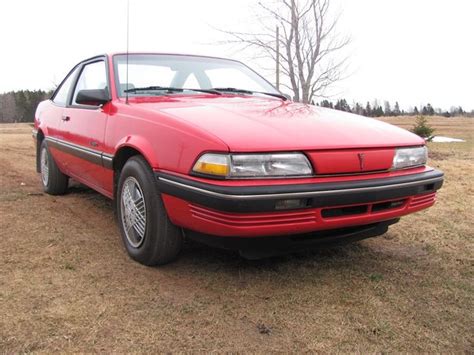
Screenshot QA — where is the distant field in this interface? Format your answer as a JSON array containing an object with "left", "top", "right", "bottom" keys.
[{"left": 0, "top": 117, "right": 473, "bottom": 352}]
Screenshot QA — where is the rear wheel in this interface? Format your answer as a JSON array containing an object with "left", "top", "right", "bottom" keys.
[
  {"left": 40, "top": 140, "right": 69, "bottom": 195},
  {"left": 116, "top": 156, "right": 183, "bottom": 265}
]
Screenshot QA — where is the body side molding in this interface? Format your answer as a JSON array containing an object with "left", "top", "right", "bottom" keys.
[{"left": 45, "top": 136, "right": 114, "bottom": 169}]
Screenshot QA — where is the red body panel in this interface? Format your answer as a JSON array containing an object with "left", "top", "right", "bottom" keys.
[
  {"left": 161, "top": 192, "right": 436, "bottom": 237},
  {"left": 34, "top": 53, "right": 440, "bottom": 239},
  {"left": 306, "top": 148, "right": 395, "bottom": 174},
  {"left": 118, "top": 96, "right": 425, "bottom": 153},
  {"left": 61, "top": 106, "right": 111, "bottom": 195}
]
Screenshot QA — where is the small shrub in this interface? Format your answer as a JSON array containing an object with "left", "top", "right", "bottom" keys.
[
  {"left": 412, "top": 115, "right": 435, "bottom": 139},
  {"left": 369, "top": 273, "right": 384, "bottom": 282}
]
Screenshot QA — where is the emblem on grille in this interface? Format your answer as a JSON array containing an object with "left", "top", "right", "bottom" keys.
[{"left": 358, "top": 153, "right": 365, "bottom": 170}]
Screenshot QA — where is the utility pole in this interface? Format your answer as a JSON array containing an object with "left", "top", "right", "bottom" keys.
[{"left": 276, "top": 26, "right": 280, "bottom": 90}]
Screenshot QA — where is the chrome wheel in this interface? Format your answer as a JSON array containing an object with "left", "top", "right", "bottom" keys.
[
  {"left": 40, "top": 146, "right": 49, "bottom": 187},
  {"left": 121, "top": 176, "right": 147, "bottom": 248}
]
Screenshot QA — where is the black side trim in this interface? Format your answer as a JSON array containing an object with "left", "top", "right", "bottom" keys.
[
  {"left": 102, "top": 154, "right": 114, "bottom": 169},
  {"left": 45, "top": 137, "right": 114, "bottom": 169},
  {"left": 156, "top": 170, "right": 444, "bottom": 213}
]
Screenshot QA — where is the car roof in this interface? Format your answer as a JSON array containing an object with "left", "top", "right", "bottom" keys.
[{"left": 79, "top": 52, "right": 241, "bottom": 64}]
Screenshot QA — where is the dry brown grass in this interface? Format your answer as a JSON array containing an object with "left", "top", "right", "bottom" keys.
[{"left": 0, "top": 117, "right": 473, "bottom": 352}]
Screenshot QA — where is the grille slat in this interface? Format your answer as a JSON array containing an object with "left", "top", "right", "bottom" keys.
[
  {"left": 191, "top": 210, "right": 316, "bottom": 226},
  {"left": 190, "top": 204, "right": 316, "bottom": 227},
  {"left": 409, "top": 193, "right": 436, "bottom": 207},
  {"left": 188, "top": 192, "right": 436, "bottom": 226}
]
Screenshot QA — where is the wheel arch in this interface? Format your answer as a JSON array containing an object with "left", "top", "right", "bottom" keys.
[{"left": 112, "top": 142, "right": 156, "bottom": 198}]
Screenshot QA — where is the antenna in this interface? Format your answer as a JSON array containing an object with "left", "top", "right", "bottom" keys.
[{"left": 125, "top": 0, "right": 130, "bottom": 104}]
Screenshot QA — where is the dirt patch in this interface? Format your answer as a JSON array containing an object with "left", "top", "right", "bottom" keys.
[
  {"left": 428, "top": 151, "right": 454, "bottom": 161},
  {"left": 1, "top": 121, "right": 473, "bottom": 352}
]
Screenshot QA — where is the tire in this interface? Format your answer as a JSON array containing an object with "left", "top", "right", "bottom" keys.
[
  {"left": 39, "top": 140, "right": 69, "bottom": 195},
  {"left": 116, "top": 156, "right": 183, "bottom": 266}
]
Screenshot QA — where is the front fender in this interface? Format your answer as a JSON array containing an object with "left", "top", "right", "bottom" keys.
[
  {"left": 107, "top": 103, "right": 230, "bottom": 175},
  {"left": 113, "top": 135, "right": 158, "bottom": 169}
]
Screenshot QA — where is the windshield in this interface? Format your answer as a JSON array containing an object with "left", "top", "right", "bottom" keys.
[{"left": 113, "top": 54, "right": 279, "bottom": 98}]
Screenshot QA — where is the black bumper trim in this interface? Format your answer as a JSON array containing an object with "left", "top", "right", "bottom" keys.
[
  {"left": 156, "top": 170, "right": 444, "bottom": 213},
  {"left": 188, "top": 219, "right": 400, "bottom": 258}
]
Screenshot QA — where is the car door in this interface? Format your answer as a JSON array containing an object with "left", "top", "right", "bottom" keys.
[
  {"left": 58, "top": 58, "right": 112, "bottom": 195},
  {"left": 43, "top": 66, "right": 81, "bottom": 173}
]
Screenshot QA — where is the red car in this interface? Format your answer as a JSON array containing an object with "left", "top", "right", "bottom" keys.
[{"left": 33, "top": 53, "right": 443, "bottom": 265}]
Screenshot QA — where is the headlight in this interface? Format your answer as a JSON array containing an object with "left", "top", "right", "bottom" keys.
[
  {"left": 192, "top": 153, "right": 230, "bottom": 177},
  {"left": 192, "top": 153, "right": 313, "bottom": 178},
  {"left": 392, "top": 146, "right": 428, "bottom": 170}
]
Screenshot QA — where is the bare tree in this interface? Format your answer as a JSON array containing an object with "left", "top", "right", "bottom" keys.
[{"left": 219, "top": 0, "right": 350, "bottom": 104}]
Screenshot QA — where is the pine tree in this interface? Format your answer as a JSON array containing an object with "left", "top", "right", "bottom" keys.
[
  {"left": 374, "top": 105, "right": 384, "bottom": 117},
  {"left": 365, "top": 102, "right": 372, "bottom": 117},
  {"left": 354, "top": 102, "right": 363, "bottom": 115},
  {"left": 412, "top": 116, "right": 435, "bottom": 138},
  {"left": 422, "top": 103, "right": 435, "bottom": 116},
  {"left": 393, "top": 102, "right": 401, "bottom": 116},
  {"left": 334, "top": 99, "right": 351, "bottom": 112},
  {"left": 319, "top": 100, "right": 333, "bottom": 109}
]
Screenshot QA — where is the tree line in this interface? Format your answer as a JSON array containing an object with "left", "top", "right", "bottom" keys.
[
  {"left": 0, "top": 90, "right": 52, "bottom": 123},
  {"left": 317, "top": 99, "right": 472, "bottom": 118},
  {"left": 0, "top": 89, "right": 472, "bottom": 123}
]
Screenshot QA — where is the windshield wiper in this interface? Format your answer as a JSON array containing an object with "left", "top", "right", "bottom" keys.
[
  {"left": 211, "top": 87, "right": 288, "bottom": 101},
  {"left": 124, "top": 86, "right": 221, "bottom": 95}
]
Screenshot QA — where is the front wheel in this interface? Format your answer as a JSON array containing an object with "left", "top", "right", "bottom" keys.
[{"left": 116, "top": 156, "right": 183, "bottom": 266}]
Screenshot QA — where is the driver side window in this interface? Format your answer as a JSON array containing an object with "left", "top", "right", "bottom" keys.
[
  {"left": 52, "top": 66, "right": 80, "bottom": 106},
  {"left": 72, "top": 61, "right": 108, "bottom": 105}
]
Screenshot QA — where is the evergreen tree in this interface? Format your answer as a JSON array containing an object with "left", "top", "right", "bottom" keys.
[
  {"left": 334, "top": 99, "right": 351, "bottom": 112},
  {"left": 319, "top": 100, "right": 333, "bottom": 109},
  {"left": 393, "top": 101, "right": 401, "bottom": 116},
  {"left": 354, "top": 102, "right": 363, "bottom": 115},
  {"left": 412, "top": 116, "right": 435, "bottom": 138},
  {"left": 0, "top": 89, "right": 49, "bottom": 123},
  {"left": 422, "top": 103, "right": 435, "bottom": 116},
  {"left": 373, "top": 105, "right": 384, "bottom": 117},
  {"left": 365, "top": 102, "right": 372, "bottom": 117}
]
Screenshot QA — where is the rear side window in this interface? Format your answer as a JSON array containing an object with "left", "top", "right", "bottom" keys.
[
  {"left": 52, "top": 67, "right": 79, "bottom": 106},
  {"left": 72, "top": 61, "right": 108, "bottom": 105}
]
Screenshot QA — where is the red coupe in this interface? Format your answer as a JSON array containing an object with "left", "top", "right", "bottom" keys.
[{"left": 33, "top": 53, "right": 444, "bottom": 265}]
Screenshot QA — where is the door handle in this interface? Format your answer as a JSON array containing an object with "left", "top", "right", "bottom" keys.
[{"left": 61, "top": 115, "right": 70, "bottom": 121}]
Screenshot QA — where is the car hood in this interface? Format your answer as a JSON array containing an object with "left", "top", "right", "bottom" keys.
[{"left": 136, "top": 96, "right": 424, "bottom": 152}]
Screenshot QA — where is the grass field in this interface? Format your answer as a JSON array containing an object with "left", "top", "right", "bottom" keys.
[{"left": 0, "top": 116, "right": 473, "bottom": 352}]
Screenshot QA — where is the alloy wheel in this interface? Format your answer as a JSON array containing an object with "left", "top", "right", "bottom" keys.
[
  {"left": 40, "top": 146, "right": 49, "bottom": 187},
  {"left": 121, "top": 176, "right": 147, "bottom": 248}
]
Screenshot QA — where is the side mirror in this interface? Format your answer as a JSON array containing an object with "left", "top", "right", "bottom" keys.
[{"left": 76, "top": 89, "right": 110, "bottom": 106}]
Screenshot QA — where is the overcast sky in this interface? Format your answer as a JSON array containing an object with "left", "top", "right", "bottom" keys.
[{"left": 0, "top": 0, "right": 472, "bottom": 110}]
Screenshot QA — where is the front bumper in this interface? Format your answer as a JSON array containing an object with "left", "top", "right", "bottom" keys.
[
  {"left": 156, "top": 169, "right": 443, "bottom": 237},
  {"left": 189, "top": 219, "right": 400, "bottom": 259}
]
